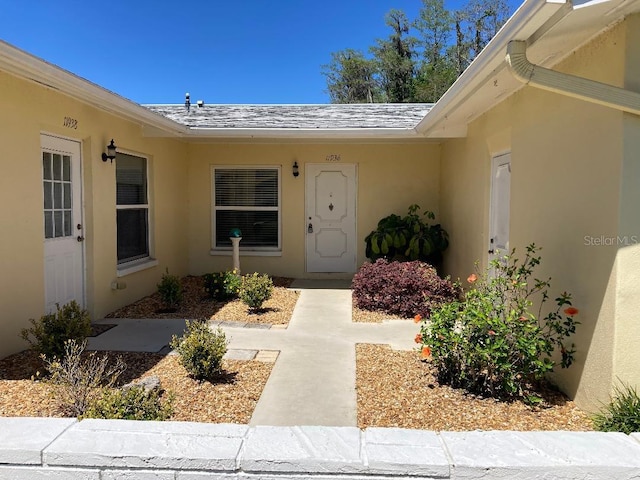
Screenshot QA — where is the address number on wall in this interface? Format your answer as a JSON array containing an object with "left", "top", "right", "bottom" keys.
[
  {"left": 326, "top": 154, "right": 341, "bottom": 162},
  {"left": 63, "top": 116, "right": 78, "bottom": 129}
]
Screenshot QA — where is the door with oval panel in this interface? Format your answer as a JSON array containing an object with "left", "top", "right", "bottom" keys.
[
  {"left": 305, "top": 163, "right": 357, "bottom": 273},
  {"left": 41, "top": 134, "right": 84, "bottom": 313}
]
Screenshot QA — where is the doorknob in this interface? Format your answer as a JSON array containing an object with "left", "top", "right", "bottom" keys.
[
  {"left": 77, "top": 236, "right": 85, "bottom": 242},
  {"left": 308, "top": 222, "right": 313, "bottom": 234}
]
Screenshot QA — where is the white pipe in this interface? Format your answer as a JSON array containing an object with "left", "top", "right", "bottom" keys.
[{"left": 506, "top": 40, "right": 640, "bottom": 115}]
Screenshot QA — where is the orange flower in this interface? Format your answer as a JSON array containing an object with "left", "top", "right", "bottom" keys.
[
  {"left": 414, "top": 333, "right": 423, "bottom": 344},
  {"left": 488, "top": 330, "right": 496, "bottom": 336},
  {"left": 467, "top": 273, "right": 478, "bottom": 284},
  {"left": 421, "top": 346, "right": 432, "bottom": 359},
  {"left": 564, "top": 307, "right": 579, "bottom": 316},
  {"left": 414, "top": 314, "right": 422, "bottom": 324},
  {"left": 518, "top": 316, "right": 527, "bottom": 322}
]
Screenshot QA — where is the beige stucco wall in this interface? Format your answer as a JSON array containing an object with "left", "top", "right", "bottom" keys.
[
  {"left": 440, "top": 20, "right": 636, "bottom": 409},
  {"left": 187, "top": 142, "right": 441, "bottom": 278},
  {"left": 0, "top": 70, "right": 189, "bottom": 358}
]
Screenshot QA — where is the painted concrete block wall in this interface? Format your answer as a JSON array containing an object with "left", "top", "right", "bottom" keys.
[
  {"left": 186, "top": 142, "right": 441, "bottom": 279},
  {"left": 440, "top": 20, "right": 629, "bottom": 410},
  {"left": 0, "top": 71, "right": 190, "bottom": 358},
  {"left": 2, "top": 419, "right": 640, "bottom": 478}
]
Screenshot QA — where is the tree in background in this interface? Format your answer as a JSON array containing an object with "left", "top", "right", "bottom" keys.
[
  {"left": 322, "top": 49, "right": 383, "bottom": 103},
  {"left": 323, "top": 0, "right": 512, "bottom": 103},
  {"left": 370, "top": 9, "right": 417, "bottom": 103}
]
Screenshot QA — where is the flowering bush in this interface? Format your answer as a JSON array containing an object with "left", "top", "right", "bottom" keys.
[
  {"left": 418, "top": 244, "right": 580, "bottom": 401},
  {"left": 203, "top": 270, "right": 241, "bottom": 300},
  {"left": 352, "top": 259, "right": 460, "bottom": 318}
]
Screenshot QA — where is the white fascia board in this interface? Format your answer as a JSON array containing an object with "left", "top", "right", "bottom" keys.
[
  {"left": 415, "top": 0, "right": 570, "bottom": 137},
  {"left": 186, "top": 127, "right": 422, "bottom": 140},
  {"left": 0, "top": 41, "right": 187, "bottom": 136}
]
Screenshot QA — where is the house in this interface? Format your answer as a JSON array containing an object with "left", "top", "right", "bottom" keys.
[{"left": 0, "top": 0, "right": 638, "bottom": 410}]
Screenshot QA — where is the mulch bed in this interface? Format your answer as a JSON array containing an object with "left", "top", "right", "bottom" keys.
[{"left": 356, "top": 344, "right": 594, "bottom": 431}]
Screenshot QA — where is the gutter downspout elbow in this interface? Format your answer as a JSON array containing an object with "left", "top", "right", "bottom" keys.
[{"left": 506, "top": 40, "right": 640, "bottom": 116}]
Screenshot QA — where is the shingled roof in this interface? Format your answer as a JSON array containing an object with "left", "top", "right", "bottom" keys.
[{"left": 144, "top": 103, "right": 433, "bottom": 130}]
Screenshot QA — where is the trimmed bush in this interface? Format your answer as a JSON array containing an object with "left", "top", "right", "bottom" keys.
[
  {"left": 352, "top": 259, "right": 460, "bottom": 318},
  {"left": 419, "top": 244, "right": 579, "bottom": 401},
  {"left": 239, "top": 273, "right": 273, "bottom": 311},
  {"left": 84, "top": 385, "right": 173, "bottom": 421},
  {"left": 157, "top": 269, "right": 182, "bottom": 309},
  {"left": 203, "top": 270, "right": 241, "bottom": 300},
  {"left": 170, "top": 320, "right": 228, "bottom": 381},
  {"left": 21, "top": 301, "right": 92, "bottom": 361},
  {"left": 43, "top": 339, "right": 126, "bottom": 416},
  {"left": 593, "top": 383, "right": 640, "bottom": 434}
]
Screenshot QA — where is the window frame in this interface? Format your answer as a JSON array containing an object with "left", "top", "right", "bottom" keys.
[
  {"left": 210, "top": 165, "right": 282, "bottom": 255},
  {"left": 116, "top": 150, "right": 154, "bottom": 270}
]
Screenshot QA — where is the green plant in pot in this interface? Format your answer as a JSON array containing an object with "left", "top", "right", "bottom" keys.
[{"left": 364, "top": 204, "right": 449, "bottom": 269}]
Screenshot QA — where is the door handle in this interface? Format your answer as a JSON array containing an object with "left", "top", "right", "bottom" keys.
[
  {"left": 307, "top": 223, "right": 313, "bottom": 234},
  {"left": 488, "top": 249, "right": 494, "bottom": 254},
  {"left": 77, "top": 236, "right": 85, "bottom": 242}
]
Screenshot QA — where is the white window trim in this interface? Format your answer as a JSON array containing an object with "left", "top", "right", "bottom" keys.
[
  {"left": 210, "top": 165, "right": 282, "bottom": 254},
  {"left": 116, "top": 150, "right": 155, "bottom": 271}
]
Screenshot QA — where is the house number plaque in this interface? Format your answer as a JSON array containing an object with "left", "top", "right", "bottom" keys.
[
  {"left": 63, "top": 116, "right": 78, "bottom": 129},
  {"left": 325, "top": 154, "right": 341, "bottom": 162}
]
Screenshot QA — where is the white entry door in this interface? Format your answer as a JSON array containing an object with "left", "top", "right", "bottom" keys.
[
  {"left": 305, "top": 164, "right": 357, "bottom": 273},
  {"left": 489, "top": 153, "right": 511, "bottom": 263},
  {"left": 41, "top": 135, "right": 84, "bottom": 313}
]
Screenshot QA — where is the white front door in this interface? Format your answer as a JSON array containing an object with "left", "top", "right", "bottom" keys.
[
  {"left": 305, "top": 163, "right": 357, "bottom": 273},
  {"left": 41, "top": 135, "right": 84, "bottom": 312},
  {"left": 489, "top": 152, "right": 511, "bottom": 262}
]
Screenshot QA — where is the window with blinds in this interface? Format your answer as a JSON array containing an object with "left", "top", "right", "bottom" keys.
[
  {"left": 212, "top": 167, "right": 280, "bottom": 249},
  {"left": 116, "top": 153, "right": 150, "bottom": 263}
]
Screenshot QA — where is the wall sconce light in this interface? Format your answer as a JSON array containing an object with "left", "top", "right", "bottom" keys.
[
  {"left": 102, "top": 139, "right": 117, "bottom": 163},
  {"left": 292, "top": 161, "right": 299, "bottom": 177}
]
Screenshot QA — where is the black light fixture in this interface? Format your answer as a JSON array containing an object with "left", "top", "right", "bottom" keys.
[
  {"left": 292, "top": 161, "right": 299, "bottom": 177},
  {"left": 102, "top": 139, "right": 117, "bottom": 163}
]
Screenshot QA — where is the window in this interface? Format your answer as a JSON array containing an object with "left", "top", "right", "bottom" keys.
[
  {"left": 116, "top": 153, "right": 149, "bottom": 264},
  {"left": 212, "top": 167, "right": 280, "bottom": 250}
]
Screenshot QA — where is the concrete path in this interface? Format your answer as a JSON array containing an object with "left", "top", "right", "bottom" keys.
[{"left": 89, "top": 279, "right": 420, "bottom": 427}]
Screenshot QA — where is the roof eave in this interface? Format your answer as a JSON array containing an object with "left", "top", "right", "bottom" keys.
[
  {"left": 415, "top": 0, "right": 571, "bottom": 138},
  {"left": 0, "top": 41, "right": 187, "bottom": 137},
  {"left": 185, "top": 127, "right": 422, "bottom": 140}
]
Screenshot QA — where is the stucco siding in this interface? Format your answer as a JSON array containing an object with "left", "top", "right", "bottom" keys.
[
  {"left": 441, "top": 20, "right": 629, "bottom": 409},
  {"left": 187, "top": 142, "right": 441, "bottom": 279},
  {"left": 0, "top": 70, "right": 189, "bottom": 358}
]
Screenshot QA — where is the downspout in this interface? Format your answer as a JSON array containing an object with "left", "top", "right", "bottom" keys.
[{"left": 506, "top": 40, "right": 640, "bottom": 115}]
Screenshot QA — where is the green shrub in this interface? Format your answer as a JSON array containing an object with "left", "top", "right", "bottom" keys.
[
  {"left": 21, "top": 301, "right": 92, "bottom": 361},
  {"left": 352, "top": 259, "right": 460, "bottom": 318},
  {"left": 43, "top": 339, "right": 126, "bottom": 416},
  {"left": 239, "top": 273, "right": 273, "bottom": 311},
  {"left": 84, "top": 385, "right": 173, "bottom": 421},
  {"left": 157, "top": 269, "right": 182, "bottom": 309},
  {"left": 170, "top": 320, "right": 228, "bottom": 381},
  {"left": 593, "top": 383, "right": 640, "bottom": 434},
  {"left": 364, "top": 204, "right": 449, "bottom": 270},
  {"left": 419, "top": 244, "right": 579, "bottom": 400},
  {"left": 203, "top": 270, "right": 241, "bottom": 300}
]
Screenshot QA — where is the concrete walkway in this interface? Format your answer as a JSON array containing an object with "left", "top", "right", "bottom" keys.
[{"left": 88, "top": 279, "right": 420, "bottom": 427}]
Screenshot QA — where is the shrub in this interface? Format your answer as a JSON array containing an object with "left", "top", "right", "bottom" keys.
[
  {"left": 43, "top": 339, "right": 126, "bottom": 416},
  {"left": 170, "top": 320, "right": 228, "bottom": 381},
  {"left": 593, "top": 383, "right": 640, "bottom": 434},
  {"left": 21, "top": 301, "right": 92, "bottom": 361},
  {"left": 352, "top": 259, "right": 460, "bottom": 318},
  {"left": 84, "top": 385, "right": 173, "bottom": 421},
  {"left": 239, "top": 273, "right": 273, "bottom": 311},
  {"left": 157, "top": 269, "right": 182, "bottom": 309},
  {"left": 203, "top": 270, "right": 241, "bottom": 300},
  {"left": 419, "top": 244, "right": 579, "bottom": 400},
  {"left": 364, "top": 204, "right": 449, "bottom": 270}
]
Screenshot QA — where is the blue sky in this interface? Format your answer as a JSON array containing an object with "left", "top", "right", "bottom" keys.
[{"left": 1, "top": 0, "right": 518, "bottom": 104}]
